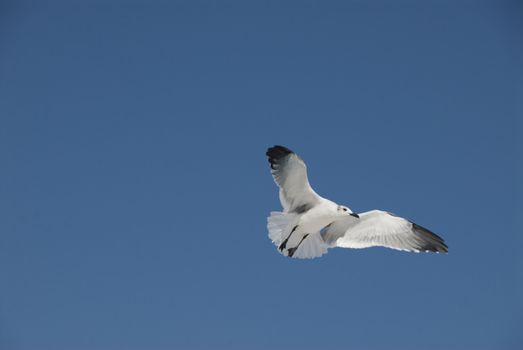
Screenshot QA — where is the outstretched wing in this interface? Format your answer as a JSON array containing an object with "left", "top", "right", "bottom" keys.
[
  {"left": 266, "top": 145, "right": 321, "bottom": 213},
  {"left": 322, "top": 210, "right": 448, "bottom": 253}
]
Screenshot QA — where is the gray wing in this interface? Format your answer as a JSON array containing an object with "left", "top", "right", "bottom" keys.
[
  {"left": 322, "top": 210, "right": 448, "bottom": 253},
  {"left": 266, "top": 146, "right": 321, "bottom": 213}
]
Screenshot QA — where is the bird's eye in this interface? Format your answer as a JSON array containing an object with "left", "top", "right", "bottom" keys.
[{"left": 342, "top": 208, "right": 347, "bottom": 211}]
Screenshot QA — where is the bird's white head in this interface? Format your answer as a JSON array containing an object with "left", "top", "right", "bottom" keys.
[{"left": 337, "top": 205, "right": 359, "bottom": 218}]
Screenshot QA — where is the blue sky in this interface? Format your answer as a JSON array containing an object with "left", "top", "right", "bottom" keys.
[{"left": 1, "top": 1, "right": 521, "bottom": 349}]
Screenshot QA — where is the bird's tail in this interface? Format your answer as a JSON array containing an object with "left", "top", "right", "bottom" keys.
[
  {"left": 267, "top": 212, "right": 328, "bottom": 259},
  {"left": 267, "top": 211, "right": 297, "bottom": 248}
]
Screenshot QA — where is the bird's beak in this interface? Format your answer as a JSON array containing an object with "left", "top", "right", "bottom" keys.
[{"left": 350, "top": 213, "right": 359, "bottom": 218}]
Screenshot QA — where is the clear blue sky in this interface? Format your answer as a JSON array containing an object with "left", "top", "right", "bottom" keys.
[{"left": 1, "top": 1, "right": 521, "bottom": 349}]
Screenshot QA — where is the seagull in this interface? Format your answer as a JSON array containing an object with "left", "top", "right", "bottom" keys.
[{"left": 266, "top": 145, "right": 448, "bottom": 259}]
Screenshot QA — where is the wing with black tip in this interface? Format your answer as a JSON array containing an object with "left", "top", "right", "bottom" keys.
[
  {"left": 266, "top": 145, "right": 321, "bottom": 213},
  {"left": 322, "top": 210, "right": 448, "bottom": 253}
]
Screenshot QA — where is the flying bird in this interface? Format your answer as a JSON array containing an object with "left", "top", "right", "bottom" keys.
[{"left": 266, "top": 145, "right": 448, "bottom": 259}]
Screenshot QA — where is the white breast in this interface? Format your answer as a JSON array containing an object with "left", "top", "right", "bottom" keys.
[{"left": 297, "top": 200, "right": 339, "bottom": 233}]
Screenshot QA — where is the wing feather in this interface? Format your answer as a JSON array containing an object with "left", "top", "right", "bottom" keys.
[
  {"left": 323, "top": 210, "right": 448, "bottom": 253},
  {"left": 266, "top": 146, "right": 321, "bottom": 213}
]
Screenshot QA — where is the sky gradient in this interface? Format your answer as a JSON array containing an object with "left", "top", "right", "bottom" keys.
[{"left": 1, "top": 1, "right": 522, "bottom": 349}]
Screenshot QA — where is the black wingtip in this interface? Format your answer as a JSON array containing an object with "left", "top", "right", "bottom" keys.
[
  {"left": 266, "top": 145, "right": 294, "bottom": 169},
  {"left": 412, "top": 223, "right": 449, "bottom": 253},
  {"left": 266, "top": 145, "right": 294, "bottom": 158}
]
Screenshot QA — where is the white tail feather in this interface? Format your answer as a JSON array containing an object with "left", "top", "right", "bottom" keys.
[
  {"left": 267, "top": 212, "right": 329, "bottom": 259},
  {"left": 267, "top": 211, "right": 297, "bottom": 247},
  {"left": 293, "top": 233, "right": 328, "bottom": 259}
]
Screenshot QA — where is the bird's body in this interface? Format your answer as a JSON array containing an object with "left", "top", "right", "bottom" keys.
[
  {"left": 295, "top": 199, "right": 341, "bottom": 233},
  {"left": 277, "top": 198, "right": 345, "bottom": 256},
  {"left": 266, "top": 145, "right": 448, "bottom": 259}
]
